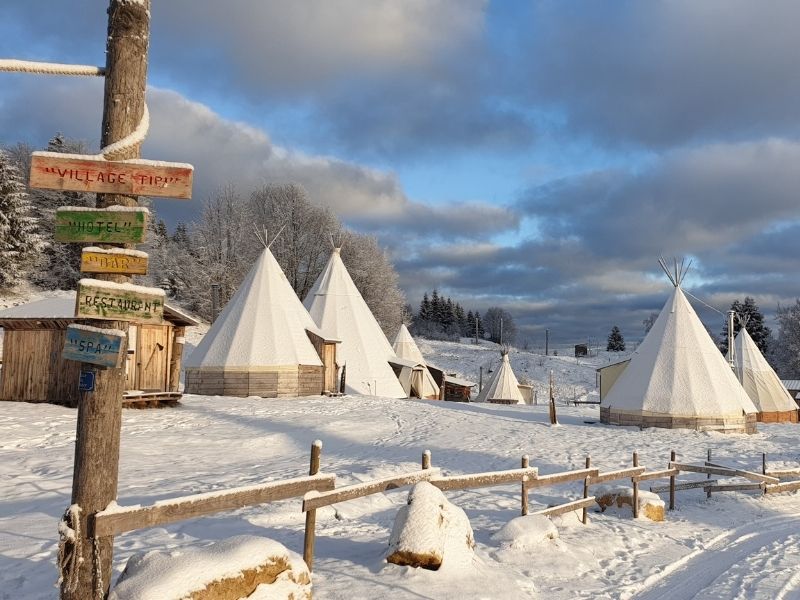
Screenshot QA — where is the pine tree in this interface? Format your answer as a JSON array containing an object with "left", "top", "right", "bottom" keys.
[
  {"left": 419, "top": 292, "right": 431, "bottom": 321},
  {"left": 475, "top": 311, "right": 485, "bottom": 337},
  {"left": 719, "top": 297, "right": 771, "bottom": 355},
  {"left": 607, "top": 326, "right": 626, "bottom": 351},
  {"left": 0, "top": 148, "right": 44, "bottom": 288},
  {"left": 430, "top": 289, "right": 442, "bottom": 325},
  {"left": 455, "top": 303, "right": 466, "bottom": 335}
]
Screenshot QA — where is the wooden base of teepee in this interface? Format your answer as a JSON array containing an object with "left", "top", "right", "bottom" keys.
[
  {"left": 185, "top": 366, "right": 325, "bottom": 398},
  {"left": 600, "top": 407, "right": 757, "bottom": 434},
  {"left": 757, "top": 409, "right": 799, "bottom": 424}
]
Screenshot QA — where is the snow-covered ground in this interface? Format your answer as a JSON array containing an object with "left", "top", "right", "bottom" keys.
[{"left": 3, "top": 392, "right": 800, "bottom": 599}]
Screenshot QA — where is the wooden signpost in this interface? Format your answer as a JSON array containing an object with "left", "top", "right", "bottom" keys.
[
  {"left": 30, "top": 152, "right": 193, "bottom": 199},
  {"left": 81, "top": 247, "right": 148, "bottom": 275},
  {"left": 63, "top": 324, "right": 126, "bottom": 368},
  {"left": 76, "top": 279, "right": 165, "bottom": 324},
  {"left": 55, "top": 206, "right": 149, "bottom": 243}
]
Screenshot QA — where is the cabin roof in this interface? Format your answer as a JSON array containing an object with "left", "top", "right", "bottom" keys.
[{"left": 0, "top": 293, "right": 199, "bottom": 328}]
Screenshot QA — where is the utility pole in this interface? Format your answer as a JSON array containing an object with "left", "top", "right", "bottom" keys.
[
  {"left": 474, "top": 314, "right": 479, "bottom": 345},
  {"left": 500, "top": 317, "right": 504, "bottom": 347},
  {"left": 64, "top": 2, "right": 150, "bottom": 598},
  {"left": 545, "top": 328, "right": 549, "bottom": 356},
  {"left": 727, "top": 310, "right": 736, "bottom": 370}
]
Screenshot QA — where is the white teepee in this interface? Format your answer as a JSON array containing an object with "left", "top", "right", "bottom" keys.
[
  {"left": 601, "top": 260, "right": 758, "bottom": 433},
  {"left": 392, "top": 324, "right": 440, "bottom": 399},
  {"left": 185, "top": 247, "right": 332, "bottom": 397},
  {"left": 734, "top": 327, "right": 798, "bottom": 421},
  {"left": 304, "top": 248, "right": 406, "bottom": 398},
  {"left": 476, "top": 352, "right": 525, "bottom": 404}
]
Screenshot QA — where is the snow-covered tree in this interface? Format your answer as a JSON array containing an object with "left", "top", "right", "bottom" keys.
[
  {"left": 642, "top": 311, "right": 658, "bottom": 335},
  {"left": 606, "top": 326, "right": 626, "bottom": 351},
  {"left": 0, "top": 148, "right": 44, "bottom": 288},
  {"left": 483, "top": 307, "right": 517, "bottom": 344},
  {"left": 772, "top": 300, "right": 800, "bottom": 378},
  {"left": 719, "top": 297, "right": 770, "bottom": 355}
]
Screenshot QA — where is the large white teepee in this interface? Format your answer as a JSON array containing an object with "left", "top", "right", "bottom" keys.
[
  {"left": 392, "top": 324, "right": 440, "bottom": 399},
  {"left": 185, "top": 247, "right": 331, "bottom": 397},
  {"left": 304, "top": 248, "right": 406, "bottom": 398},
  {"left": 476, "top": 352, "right": 525, "bottom": 404},
  {"left": 601, "top": 261, "right": 758, "bottom": 433},
  {"left": 734, "top": 327, "right": 798, "bottom": 422}
]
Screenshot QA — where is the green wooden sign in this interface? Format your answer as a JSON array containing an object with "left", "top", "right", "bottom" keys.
[
  {"left": 63, "top": 324, "right": 126, "bottom": 368},
  {"left": 55, "top": 207, "right": 148, "bottom": 243},
  {"left": 76, "top": 279, "right": 164, "bottom": 324}
]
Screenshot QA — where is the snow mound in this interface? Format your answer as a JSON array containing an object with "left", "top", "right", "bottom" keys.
[
  {"left": 595, "top": 484, "right": 665, "bottom": 522},
  {"left": 109, "top": 535, "right": 310, "bottom": 600},
  {"left": 387, "top": 481, "right": 476, "bottom": 571},
  {"left": 491, "top": 514, "right": 559, "bottom": 549}
]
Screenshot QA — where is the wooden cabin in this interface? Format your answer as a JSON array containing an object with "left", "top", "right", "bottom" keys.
[
  {"left": 0, "top": 294, "right": 198, "bottom": 407},
  {"left": 427, "top": 365, "right": 476, "bottom": 402}
]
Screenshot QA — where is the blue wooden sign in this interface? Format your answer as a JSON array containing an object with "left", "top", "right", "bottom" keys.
[
  {"left": 63, "top": 324, "right": 126, "bottom": 368},
  {"left": 79, "top": 370, "right": 96, "bottom": 392}
]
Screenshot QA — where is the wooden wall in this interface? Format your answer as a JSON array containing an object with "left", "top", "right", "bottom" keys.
[
  {"left": 1, "top": 329, "right": 81, "bottom": 406},
  {"left": 185, "top": 365, "right": 325, "bottom": 398}
]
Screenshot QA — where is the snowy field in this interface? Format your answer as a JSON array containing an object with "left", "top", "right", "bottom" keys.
[{"left": 3, "top": 393, "right": 800, "bottom": 599}]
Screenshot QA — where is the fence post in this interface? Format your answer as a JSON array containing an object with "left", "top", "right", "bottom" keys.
[
  {"left": 706, "top": 449, "right": 712, "bottom": 499},
  {"left": 632, "top": 452, "right": 639, "bottom": 518},
  {"left": 762, "top": 452, "right": 767, "bottom": 476},
  {"left": 669, "top": 450, "right": 676, "bottom": 511},
  {"left": 521, "top": 455, "right": 529, "bottom": 516},
  {"left": 582, "top": 456, "right": 591, "bottom": 524},
  {"left": 303, "top": 440, "right": 322, "bottom": 571},
  {"left": 422, "top": 449, "right": 431, "bottom": 471}
]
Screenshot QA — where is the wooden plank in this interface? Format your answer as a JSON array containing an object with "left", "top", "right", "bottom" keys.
[
  {"left": 704, "top": 461, "right": 780, "bottom": 484},
  {"left": 81, "top": 247, "right": 148, "bottom": 275},
  {"left": 429, "top": 467, "right": 539, "bottom": 492},
  {"left": 635, "top": 468, "right": 680, "bottom": 482},
  {"left": 531, "top": 497, "right": 596, "bottom": 518},
  {"left": 30, "top": 152, "right": 193, "bottom": 199},
  {"left": 766, "top": 469, "right": 800, "bottom": 479},
  {"left": 55, "top": 207, "right": 149, "bottom": 243},
  {"left": 303, "top": 468, "right": 441, "bottom": 512},
  {"left": 704, "top": 483, "right": 765, "bottom": 493},
  {"left": 588, "top": 466, "right": 645, "bottom": 485},
  {"left": 91, "top": 473, "right": 335, "bottom": 537},
  {"left": 525, "top": 468, "right": 599, "bottom": 489},
  {"left": 651, "top": 480, "right": 719, "bottom": 493},
  {"left": 669, "top": 462, "right": 740, "bottom": 478},
  {"left": 62, "top": 324, "right": 126, "bottom": 368},
  {"left": 76, "top": 279, "right": 164, "bottom": 324},
  {"left": 765, "top": 480, "right": 800, "bottom": 495}
]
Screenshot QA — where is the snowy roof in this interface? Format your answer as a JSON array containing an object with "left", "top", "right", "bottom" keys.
[
  {"left": 185, "top": 247, "right": 323, "bottom": 369},
  {"left": 734, "top": 328, "right": 797, "bottom": 413},
  {"left": 603, "top": 286, "right": 757, "bottom": 418},
  {"left": 0, "top": 292, "right": 198, "bottom": 326},
  {"left": 304, "top": 248, "right": 406, "bottom": 397},
  {"left": 781, "top": 380, "right": 800, "bottom": 390},
  {"left": 475, "top": 353, "right": 524, "bottom": 404}
]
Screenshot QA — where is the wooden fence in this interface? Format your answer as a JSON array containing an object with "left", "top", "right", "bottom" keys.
[{"left": 85, "top": 444, "right": 800, "bottom": 588}]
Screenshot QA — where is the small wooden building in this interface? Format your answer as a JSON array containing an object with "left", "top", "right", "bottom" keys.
[
  {"left": 574, "top": 344, "right": 588, "bottom": 357},
  {"left": 0, "top": 294, "right": 198, "bottom": 407},
  {"left": 427, "top": 365, "right": 476, "bottom": 402}
]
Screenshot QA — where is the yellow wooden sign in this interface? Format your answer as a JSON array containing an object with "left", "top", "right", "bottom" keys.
[{"left": 81, "top": 248, "right": 149, "bottom": 275}]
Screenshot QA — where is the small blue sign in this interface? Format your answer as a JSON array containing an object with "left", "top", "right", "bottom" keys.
[{"left": 79, "top": 370, "right": 96, "bottom": 392}]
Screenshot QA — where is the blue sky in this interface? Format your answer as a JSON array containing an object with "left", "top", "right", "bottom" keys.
[{"left": 2, "top": 1, "right": 800, "bottom": 345}]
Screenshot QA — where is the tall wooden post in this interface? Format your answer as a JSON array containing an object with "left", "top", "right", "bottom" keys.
[
  {"left": 303, "top": 441, "right": 322, "bottom": 571},
  {"left": 706, "top": 449, "right": 712, "bottom": 499},
  {"left": 669, "top": 450, "right": 676, "bottom": 510},
  {"left": 582, "top": 456, "right": 591, "bottom": 524},
  {"left": 632, "top": 452, "right": 639, "bottom": 518},
  {"left": 63, "top": 2, "right": 150, "bottom": 599},
  {"left": 168, "top": 326, "right": 186, "bottom": 392},
  {"left": 521, "top": 455, "right": 529, "bottom": 516}
]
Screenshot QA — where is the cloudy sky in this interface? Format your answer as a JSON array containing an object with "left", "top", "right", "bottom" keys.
[{"left": 2, "top": 1, "right": 799, "bottom": 345}]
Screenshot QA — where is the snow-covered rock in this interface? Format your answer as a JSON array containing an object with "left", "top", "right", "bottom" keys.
[
  {"left": 386, "top": 481, "right": 475, "bottom": 570},
  {"left": 109, "top": 535, "right": 311, "bottom": 600},
  {"left": 595, "top": 484, "right": 665, "bottom": 522},
  {"left": 491, "top": 514, "right": 559, "bottom": 550}
]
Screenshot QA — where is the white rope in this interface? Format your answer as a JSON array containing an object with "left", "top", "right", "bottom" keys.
[
  {"left": 683, "top": 288, "right": 726, "bottom": 316},
  {"left": 99, "top": 102, "right": 150, "bottom": 160},
  {"left": 0, "top": 59, "right": 104, "bottom": 77},
  {"left": 57, "top": 504, "right": 83, "bottom": 593}
]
